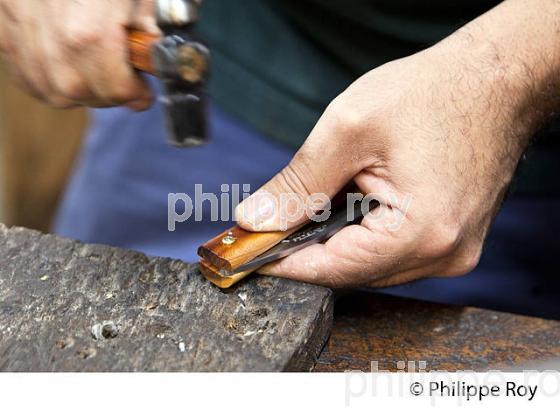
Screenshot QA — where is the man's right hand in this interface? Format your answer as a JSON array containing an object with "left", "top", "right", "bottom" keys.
[{"left": 0, "top": 0, "right": 158, "bottom": 110}]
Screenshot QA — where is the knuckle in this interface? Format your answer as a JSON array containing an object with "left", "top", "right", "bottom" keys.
[
  {"left": 451, "top": 249, "right": 482, "bottom": 276},
  {"left": 62, "top": 25, "right": 102, "bottom": 51},
  {"left": 55, "top": 76, "right": 89, "bottom": 101},
  {"left": 324, "top": 95, "right": 364, "bottom": 136},
  {"left": 22, "top": 73, "right": 49, "bottom": 100},
  {"left": 106, "top": 83, "right": 139, "bottom": 104},
  {"left": 49, "top": 96, "right": 76, "bottom": 109},
  {"left": 420, "top": 222, "right": 461, "bottom": 259}
]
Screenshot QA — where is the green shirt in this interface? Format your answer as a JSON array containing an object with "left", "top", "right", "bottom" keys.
[{"left": 199, "top": 0, "right": 559, "bottom": 196}]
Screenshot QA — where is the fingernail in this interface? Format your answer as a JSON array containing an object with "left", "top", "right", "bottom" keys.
[{"left": 239, "top": 192, "right": 276, "bottom": 230}]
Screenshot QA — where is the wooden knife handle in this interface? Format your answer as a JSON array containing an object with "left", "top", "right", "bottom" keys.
[
  {"left": 127, "top": 30, "right": 160, "bottom": 75},
  {"left": 197, "top": 225, "right": 299, "bottom": 288},
  {"left": 198, "top": 260, "right": 254, "bottom": 289}
]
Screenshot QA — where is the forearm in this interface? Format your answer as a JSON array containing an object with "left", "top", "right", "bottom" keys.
[{"left": 434, "top": 0, "right": 560, "bottom": 148}]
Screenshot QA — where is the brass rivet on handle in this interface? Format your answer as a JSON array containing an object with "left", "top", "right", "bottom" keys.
[{"left": 222, "top": 232, "right": 236, "bottom": 245}]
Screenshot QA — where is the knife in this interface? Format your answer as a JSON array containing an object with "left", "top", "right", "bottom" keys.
[
  {"left": 198, "top": 194, "right": 379, "bottom": 288},
  {"left": 230, "top": 197, "right": 379, "bottom": 274}
]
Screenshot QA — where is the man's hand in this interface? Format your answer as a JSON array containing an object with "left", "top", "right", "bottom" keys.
[
  {"left": 235, "top": 0, "right": 560, "bottom": 287},
  {"left": 0, "top": 0, "right": 158, "bottom": 110}
]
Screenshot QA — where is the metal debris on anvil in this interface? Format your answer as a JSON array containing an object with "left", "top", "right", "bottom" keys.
[
  {"left": 238, "top": 292, "right": 247, "bottom": 309},
  {"left": 91, "top": 321, "right": 119, "bottom": 340}
]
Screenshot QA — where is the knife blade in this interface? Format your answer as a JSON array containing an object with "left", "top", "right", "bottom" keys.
[{"left": 229, "top": 197, "right": 380, "bottom": 275}]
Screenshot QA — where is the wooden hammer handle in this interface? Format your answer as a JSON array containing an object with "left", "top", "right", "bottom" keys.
[{"left": 127, "top": 30, "right": 160, "bottom": 75}]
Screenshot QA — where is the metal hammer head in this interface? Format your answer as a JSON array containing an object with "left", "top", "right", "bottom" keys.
[{"left": 153, "top": 0, "right": 209, "bottom": 147}]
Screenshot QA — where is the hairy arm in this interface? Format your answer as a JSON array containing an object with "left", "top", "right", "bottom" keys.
[{"left": 437, "top": 0, "right": 560, "bottom": 160}]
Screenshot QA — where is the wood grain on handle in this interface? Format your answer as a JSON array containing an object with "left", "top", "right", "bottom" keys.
[
  {"left": 198, "top": 260, "right": 254, "bottom": 289},
  {"left": 198, "top": 225, "right": 298, "bottom": 272},
  {"left": 127, "top": 30, "right": 160, "bottom": 74},
  {"left": 197, "top": 225, "right": 299, "bottom": 288}
]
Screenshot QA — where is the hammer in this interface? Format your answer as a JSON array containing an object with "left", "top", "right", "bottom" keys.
[{"left": 127, "top": 0, "right": 209, "bottom": 147}]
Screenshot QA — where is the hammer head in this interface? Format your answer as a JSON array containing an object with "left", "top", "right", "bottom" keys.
[{"left": 153, "top": 0, "right": 209, "bottom": 147}]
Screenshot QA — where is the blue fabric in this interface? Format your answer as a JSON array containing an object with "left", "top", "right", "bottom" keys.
[
  {"left": 54, "top": 80, "right": 294, "bottom": 261},
  {"left": 54, "top": 83, "right": 560, "bottom": 319},
  {"left": 377, "top": 198, "right": 560, "bottom": 320}
]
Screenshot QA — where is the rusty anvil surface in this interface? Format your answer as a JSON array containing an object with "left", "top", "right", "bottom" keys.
[{"left": 0, "top": 224, "right": 332, "bottom": 371}]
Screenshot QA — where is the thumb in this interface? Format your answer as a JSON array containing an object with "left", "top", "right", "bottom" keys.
[{"left": 236, "top": 135, "right": 358, "bottom": 232}]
